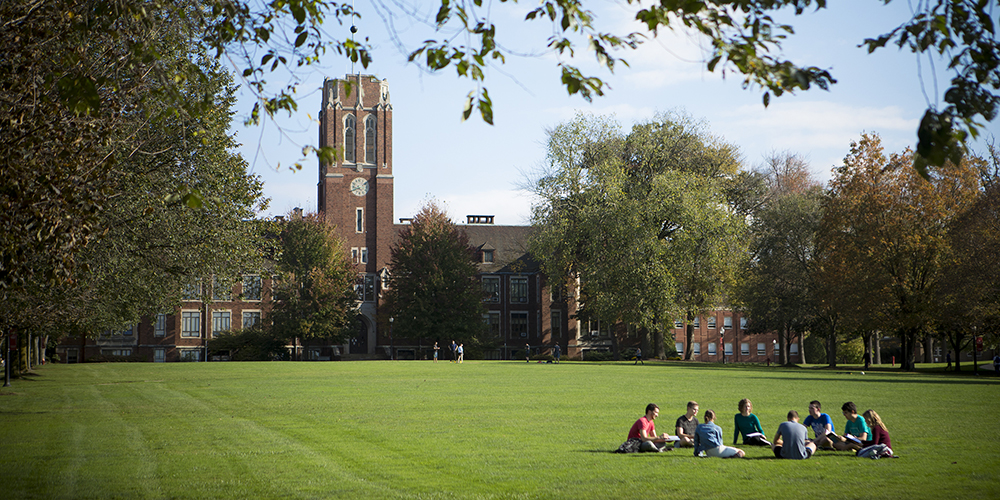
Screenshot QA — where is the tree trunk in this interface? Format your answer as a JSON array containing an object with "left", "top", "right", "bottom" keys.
[
  {"left": 799, "top": 332, "right": 807, "bottom": 364},
  {"left": 827, "top": 330, "right": 838, "bottom": 368},
  {"left": 924, "top": 334, "right": 934, "bottom": 363},
  {"left": 778, "top": 327, "right": 788, "bottom": 365},
  {"left": 611, "top": 326, "right": 620, "bottom": 361},
  {"left": 653, "top": 326, "right": 665, "bottom": 359},
  {"left": 874, "top": 335, "right": 881, "bottom": 365},
  {"left": 684, "top": 312, "right": 695, "bottom": 361}
]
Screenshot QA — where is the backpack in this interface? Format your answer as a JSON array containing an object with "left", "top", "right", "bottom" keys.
[{"left": 856, "top": 444, "right": 894, "bottom": 459}]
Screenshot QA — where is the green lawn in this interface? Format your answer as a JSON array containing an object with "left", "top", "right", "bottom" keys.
[{"left": 2, "top": 361, "right": 998, "bottom": 499}]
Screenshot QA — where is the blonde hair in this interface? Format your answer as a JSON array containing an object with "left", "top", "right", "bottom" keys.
[{"left": 863, "top": 409, "right": 887, "bottom": 432}]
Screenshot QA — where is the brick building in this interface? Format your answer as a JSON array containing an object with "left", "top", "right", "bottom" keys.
[{"left": 57, "top": 73, "right": 795, "bottom": 363}]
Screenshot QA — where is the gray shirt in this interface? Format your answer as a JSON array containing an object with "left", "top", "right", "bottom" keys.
[{"left": 776, "top": 421, "right": 810, "bottom": 459}]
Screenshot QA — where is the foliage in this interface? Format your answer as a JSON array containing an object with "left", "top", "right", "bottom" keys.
[
  {"left": 2, "top": 4, "right": 269, "bottom": 339},
  {"left": 207, "top": 326, "right": 289, "bottom": 361},
  {"left": 3, "top": 362, "right": 1000, "bottom": 498},
  {"left": 529, "top": 111, "right": 748, "bottom": 360},
  {"left": 736, "top": 152, "right": 824, "bottom": 365},
  {"left": 269, "top": 213, "right": 357, "bottom": 344},
  {"left": 383, "top": 202, "right": 486, "bottom": 349},
  {"left": 817, "top": 133, "right": 982, "bottom": 370},
  {"left": 405, "top": 0, "right": 995, "bottom": 171}
]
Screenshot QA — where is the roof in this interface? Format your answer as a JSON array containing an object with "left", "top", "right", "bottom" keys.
[{"left": 391, "top": 223, "right": 539, "bottom": 274}]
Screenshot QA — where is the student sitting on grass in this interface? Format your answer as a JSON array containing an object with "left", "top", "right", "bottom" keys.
[
  {"left": 772, "top": 410, "right": 817, "bottom": 459},
  {"left": 675, "top": 401, "right": 700, "bottom": 448},
  {"left": 835, "top": 401, "right": 869, "bottom": 451},
  {"left": 694, "top": 409, "right": 745, "bottom": 458},
  {"left": 861, "top": 409, "right": 892, "bottom": 449},
  {"left": 803, "top": 400, "right": 836, "bottom": 449},
  {"left": 616, "top": 403, "right": 673, "bottom": 453},
  {"left": 734, "top": 398, "right": 771, "bottom": 446}
]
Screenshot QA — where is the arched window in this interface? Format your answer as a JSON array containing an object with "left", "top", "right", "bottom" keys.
[
  {"left": 364, "top": 115, "right": 376, "bottom": 164},
  {"left": 344, "top": 114, "right": 356, "bottom": 163}
]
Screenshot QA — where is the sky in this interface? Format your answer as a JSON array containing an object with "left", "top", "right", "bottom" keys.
[{"left": 230, "top": 0, "right": 1000, "bottom": 226}]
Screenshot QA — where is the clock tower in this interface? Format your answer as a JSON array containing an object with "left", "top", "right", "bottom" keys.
[{"left": 318, "top": 74, "right": 393, "bottom": 354}]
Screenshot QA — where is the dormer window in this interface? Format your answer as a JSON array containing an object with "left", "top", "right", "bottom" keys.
[{"left": 482, "top": 250, "right": 494, "bottom": 263}]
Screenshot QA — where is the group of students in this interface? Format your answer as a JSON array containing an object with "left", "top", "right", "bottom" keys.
[{"left": 617, "top": 399, "right": 894, "bottom": 460}]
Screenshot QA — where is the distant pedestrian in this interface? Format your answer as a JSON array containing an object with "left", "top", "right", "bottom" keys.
[
  {"left": 864, "top": 351, "right": 871, "bottom": 370},
  {"left": 634, "top": 347, "right": 644, "bottom": 365},
  {"left": 946, "top": 351, "right": 952, "bottom": 370},
  {"left": 525, "top": 343, "right": 531, "bottom": 363},
  {"left": 450, "top": 340, "right": 457, "bottom": 363},
  {"left": 766, "top": 357, "right": 771, "bottom": 367},
  {"left": 554, "top": 344, "right": 561, "bottom": 363},
  {"left": 993, "top": 354, "right": 999, "bottom": 375},
  {"left": 433, "top": 342, "right": 439, "bottom": 362},
  {"left": 457, "top": 343, "right": 464, "bottom": 363}
]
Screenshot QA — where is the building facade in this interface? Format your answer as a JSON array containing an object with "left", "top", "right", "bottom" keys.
[{"left": 57, "top": 74, "right": 796, "bottom": 363}]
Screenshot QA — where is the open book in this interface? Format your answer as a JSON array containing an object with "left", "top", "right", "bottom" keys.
[
  {"left": 745, "top": 432, "right": 766, "bottom": 439},
  {"left": 843, "top": 434, "right": 862, "bottom": 445}
]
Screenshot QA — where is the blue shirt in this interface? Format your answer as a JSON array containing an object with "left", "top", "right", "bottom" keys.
[
  {"left": 693, "top": 422, "right": 724, "bottom": 455},
  {"left": 803, "top": 413, "right": 835, "bottom": 438}
]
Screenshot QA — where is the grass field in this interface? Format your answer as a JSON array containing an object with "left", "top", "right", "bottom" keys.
[{"left": 2, "top": 361, "right": 998, "bottom": 499}]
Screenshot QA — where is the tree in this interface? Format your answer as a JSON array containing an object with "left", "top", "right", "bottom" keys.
[
  {"left": 269, "top": 213, "right": 357, "bottom": 350},
  {"left": 2, "top": 10, "right": 270, "bottom": 348},
  {"left": 529, "top": 112, "right": 748, "bottom": 360},
  {"left": 410, "top": 0, "right": 997, "bottom": 172},
  {"left": 817, "top": 133, "right": 981, "bottom": 371},
  {"left": 736, "top": 152, "right": 824, "bottom": 365},
  {"left": 383, "top": 202, "right": 486, "bottom": 354}
]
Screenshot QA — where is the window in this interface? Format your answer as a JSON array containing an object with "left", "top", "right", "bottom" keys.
[
  {"left": 243, "top": 311, "right": 261, "bottom": 329},
  {"left": 351, "top": 248, "right": 359, "bottom": 263},
  {"left": 740, "top": 317, "right": 747, "bottom": 329},
  {"left": 212, "top": 311, "right": 231, "bottom": 337},
  {"left": 774, "top": 341, "right": 780, "bottom": 354},
  {"left": 724, "top": 316, "right": 733, "bottom": 328},
  {"left": 344, "top": 114, "right": 356, "bottom": 163},
  {"left": 212, "top": 276, "right": 231, "bottom": 301},
  {"left": 243, "top": 275, "right": 262, "bottom": 301},
  {"left": 708, "top": 343, "right": 717, "bottom": 355},
  {"left": 757, "top": 343, "right": 766, "bottom": 355},
  {"left": 510, "top": 277, "right": 528, "bottom": 303},
  {"left": 484, "top": 312, "right": 501, "bottom": 338},
  {"left": 550, "top": 311, "right": 561, "bottom": 340},
  {"left": 482, "top": 276, "right": 500, "bottom": 302},
  {"left": 482, "top": 250, "right": 494, "bottom": 263},
  {"left": 363, "top": 274, "right": 376, "bottom": 302},
  {"left": 674, "top": 319, "right": 683, "bottom": 329},
  {"left": 675, "top": 342, "right": 684, "bottom": 354},
  {"left": 724, "top": 343, "right": 733, "bottom": 355},
  {"left": 153, "top": 348, "right": 165, "bottom": 363},
  {"left": 511, "top": 312, "right": 528, "bottom": 338},
  {"left": 179, "top": 349, "right": 201, "bottom": 362},
  {"left": 181, "top": 311, "right": 200, "bottom": 338},
  {"left": 692, "top": 343, "right": 701, "bottom": 355},
  {"left": 120, "top": 324, "right": 134, "bottom": 336},
  {"left": 707, "top": 316, "right": 717, "bottom": 328},
  {"left": 360, "top": 247, "right": 368, "bottom": 264},
  {"left": 790, "top": 343, "right": 799, "bottom": 355},
  {"left": 102, "top": 348, "right": 132, "bottom": 357},
  {"left": 356, "top": 208, "right": 363, "bottom": 233},
  {"left": 550, "top": 285, "right": 562, "bottom": 302},
  {"left": 154, "top": 314, "right": 166, "bottom": 337},
  {"left": 182, "top": 280, "right": 201, "bottom": 300},
  {"left": 364, "top": 115, "right": 376, "bottom": 163},
  {"left": 693, "top": 317, "right": 700, "bottom": 328},
  {"left": 741, "top": 343, "right": 750, "bottom": 355}
]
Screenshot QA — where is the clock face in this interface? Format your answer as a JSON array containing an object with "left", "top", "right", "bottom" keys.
[{"left": 349, "top": 177, "right": 369, "bottom": 196}]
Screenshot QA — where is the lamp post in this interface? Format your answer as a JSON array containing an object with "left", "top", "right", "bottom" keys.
[{"left": 389, "top": 317, "right": 394, "bottom": 361}]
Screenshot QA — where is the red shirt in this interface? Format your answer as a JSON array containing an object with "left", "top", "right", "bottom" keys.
[{"left": 628, "top": 416, "right": 655, "bottom": 440}]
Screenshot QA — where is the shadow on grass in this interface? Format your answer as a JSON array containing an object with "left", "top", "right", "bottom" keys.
[{"left": 596, "top": 361, "right": 1000, "bottom": 386}]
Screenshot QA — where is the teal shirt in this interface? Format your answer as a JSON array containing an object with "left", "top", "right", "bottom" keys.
[
  {"left": 844, "top": 416, "right": 871, "bottom": 439},
  {"left": 733, "top": 413, "right": 765, "bottom": 444}
]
